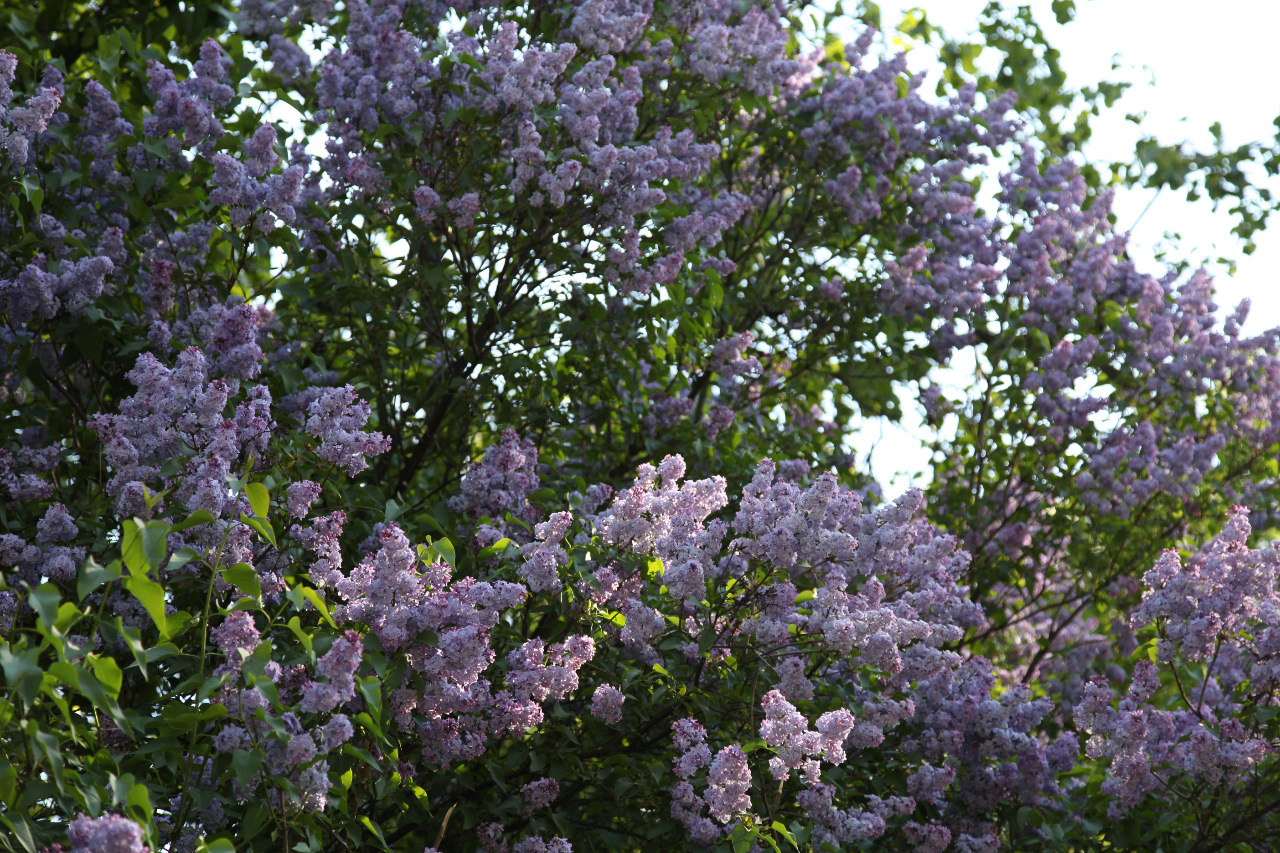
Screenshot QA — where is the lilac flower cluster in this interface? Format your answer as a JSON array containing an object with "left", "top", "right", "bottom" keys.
[
  {"left": 0, "top": 54, "right": 61, "bottom": 164},
  {"left": 299, "top": 630, "right": 363, "bottom": 713},
  {"left": 212, "top": 610, "right": 261, "bottom": 676},
  {"left": 1132, "top": 506, "right": 1280, "bottom": 662},
  {"left": 208, "top": 124, "right": 305, "bottom": 231},
  {"left": 1074, "top": 660, "right": 1267, "bottom": 818},
  {"left": 589, "top": 684, "right": 625, "bottom": 723},
  {"left": 142, "top": 40, "right": 233, "bottom": 161},
  {"left": 67, "top": 812, "right": 148, "bottom": 853},
  {"left": 521, "top": 777, "right": 559, "bottom": 813},
  {"left": 518, "top": 511, "right": 573, "bottom": 593},
  {"left": 591, "top": 455, "right": 728, "bottom": 603},
  {"left": 91, "top": 347, "right": 268, "bottom": 517},
  {"left": 302, "top": 385, "right": 392, "bottom": 476},
  {"left": 668, "top": 719, "right": 721, "bottom": 844},
  {"left": 758, "top": 689, "right": 856, "bottom": 782},
  {"left": 450, "top": 430, "right": 542, "bottom": 544}
]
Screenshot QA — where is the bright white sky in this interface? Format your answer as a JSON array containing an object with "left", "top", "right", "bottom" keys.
[{"left": 849, "top": 0, "right": 1280, "bottom": 491}]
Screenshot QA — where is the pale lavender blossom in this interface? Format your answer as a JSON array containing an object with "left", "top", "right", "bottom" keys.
[
  {"left": 67, "top": 813, "right": 149, "bottom": 853},
  {"left": 590, "top": 684, "right": 625, "bottom": 724}
]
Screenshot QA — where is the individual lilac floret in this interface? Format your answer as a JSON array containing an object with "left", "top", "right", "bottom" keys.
[
  {"left": 590, "top": 684, "right": 625, "bottom": 724},
  {"left": 67, "top": 812, "right": 149, "bottom": 853}
]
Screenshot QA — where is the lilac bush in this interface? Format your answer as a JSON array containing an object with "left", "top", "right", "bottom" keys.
[{"left": 2, "top": 0, "right": 1280, "bottom": 851}]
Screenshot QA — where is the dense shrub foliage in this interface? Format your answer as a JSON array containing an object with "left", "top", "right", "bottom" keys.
[{"left": 2, "top": 0, "right": 1280, "bottom": 851}]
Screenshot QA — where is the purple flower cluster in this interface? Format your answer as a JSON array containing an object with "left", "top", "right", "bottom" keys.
[
  {"left": 208, "top": 124, "right": 305, "bottom": 231},
  {"left": 592, "top": 455, "right": 727, "bottom": 602},
  {"left": 299, "top": 630, "right": 363, "bottom": 713},
  {"left": 518, "top": 511, "right": 573, "bottom": 593},
  {"left": 521, "top": 777, "right": 559, "bottom": 813},
  {"left": 1074, "top": 660, "right": 1267, "bottom": 818},
  {"left": 1132, "top": 506, "right": 1280, "bottom": 662},
  {"left": 67, "top": 813, "right": 148, "bottom": 853},
  {"left": 449, "top": 430, "right": 542, "bottom": 544},
  {"left": 758, "top": 689, "right": 855, "bottom": 782},
  {"left": 92, "top": 347, "right": 267, "bottom": 517},
  {"left": 589, "top": 684, "right": 625, "bottom": 723},
  {"left": 142, "top": 40, "right": 233, "bottom": 161},
  {"left": 302, "top": 385, "right": 391, "bottom": 476},
  {"left": 212, "top": 611, "right": 261, "bottom": 676},
  {"left": 0, "top": 53, "right": 62, "bottom": 164}
]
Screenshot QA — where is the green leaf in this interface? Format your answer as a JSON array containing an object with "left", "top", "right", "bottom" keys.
[
  {"left": 730, "top": 824, "right": 758, "bottom": 853},
  {"left": 0, "top": 645, "right": 40, "bottom": 685},
  {"left": 122, "top": 518, "right": 170, "bottom": 576},
  {"left": 199, "top": 840, "right": 237, "bottom": 853},
  {"left": 286, "top": 617, "right": 314, "bottom": 655},
  {"left": 428, "top": 537, "right": 456, "bottom": 568},
  {"left": 89, "top": 655, "right": 124, "bottom": 698},
  {"left": 343, "top": 743, "right": 381, "bottom": 770},
  {"left": 223, "top": 563, "right": 262, "bottom": 598},
  {"left": 118, "top": 622, "right": 149, "bottom": 678},
  {"left": 27, "top": 724, "right": 65, "bottom": 793},
  {"left": 359, "top": 675, "right": 383, "bottom": 724},
  {"left": 477, "top": 538, "right": 512, "bottom": 561},
  {"left": 384, "top": 498, "right": 403, "bottom": 523},
  {"left": 241, "top": 513, "right": 278, "bottom": 548},
  {"left": 771, "top": 822, "right": 799, "bottom": 850},
  {"left": 27, "top": 583, "right": 60, "bottom": 629},
  {"left": 232, "top": 748, "right": 263, "bottom": 789},
  {"left": 126, "top": 780, "right": 153, "bottom": 821},
  {"left": 20, "top": 175, "right": 43, "bottom": 212},
  {"left": 165, "top": 547, "right": 200, "bottom": 573},
  {"left": 359, "top": 816, "right": 389, "bottom": 848},
  {"left": 123, "top": 575, "right": 168, "bottom": 636},
  {"left": 0, "top": 812, "right": 37, "bottom": 853},
  {"left": 245, "top": 482, "right": 269, "bottom": 519},
  {"left": 301, "top": 587, "right": 336, "bottom": 628},
  {"left": 169, "top": 509, "right": 218, "bottom": 533},
  {"left": 79, "top": 557, "right": 122, "bottom": 601}
]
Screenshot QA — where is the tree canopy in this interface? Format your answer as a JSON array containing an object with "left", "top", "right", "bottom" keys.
[{"left": 2, "top": 1, "right": 1280, "bottom": 851}]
